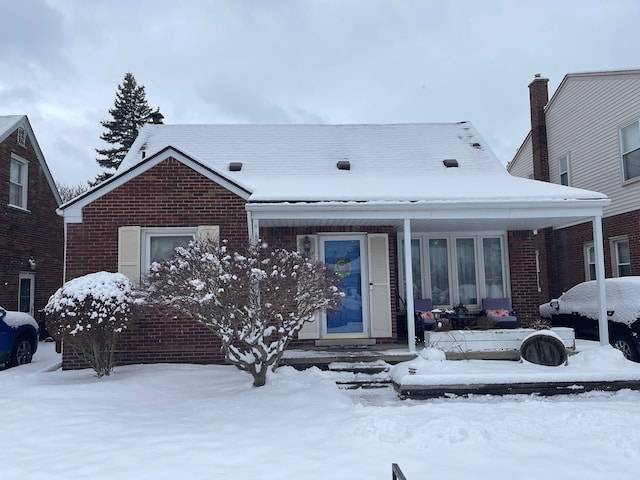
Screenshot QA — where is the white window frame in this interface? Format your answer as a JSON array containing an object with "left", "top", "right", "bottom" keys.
[
  {"left": 397, "top": 232, "right": 509, "bottom": 311},
  {"left": 558, "top": 154, "right": 570, "bottom": 186},
  {"left": 620, "top": 120, "right": 640, "bottom": 182},
  {"left": 9, "top": 154, "right": 28, "bottom": 209},
  {"left": 142, "top": 227, "right": 197, "bottom": 272},
  {"left": 611, "top": 237, "right": 631, "bottom": 277},
  {"left": 584, "top": 243, "right": 596, "bottom": 281}
]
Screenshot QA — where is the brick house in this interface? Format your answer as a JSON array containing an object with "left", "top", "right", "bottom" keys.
[
  {"left": 0, "top": 115, "right": 63, "bottom": 322},
  {"left": 58, "top": 122, "right": 608, "bottom": 369},
  {"left": 509, "top": 70, "right": 640, "bottom": 299}
]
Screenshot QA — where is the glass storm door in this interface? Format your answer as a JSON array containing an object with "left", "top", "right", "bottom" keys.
[{"left": 322, "top": 236, "right": 367, "bottom": 336}]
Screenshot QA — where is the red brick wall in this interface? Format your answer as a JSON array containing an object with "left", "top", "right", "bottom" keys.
[
  {"left": 508, "top": 230, "right": 546, "bottom": 326},
  {"left": 63, "top": 157, "right": 248, "bottom": 368},
  {"left": 63, "top": 158, "right": 401, "bottom": 368},
  {"left": 0, "top": 128, "right": 63, "bottom": 315},
  {"left": 548, "top": 211, "right": 640, "bottom": 297}
]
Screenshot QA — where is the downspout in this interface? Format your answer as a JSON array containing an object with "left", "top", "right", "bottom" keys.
[
  {"left": 403, "top": 218, "right": 416, "bottom": 352},
  {"left": 592, "top": 215, "right": 609, "bottom": 346},
  {"left": 246, "top": 211, "right": 259, "bottom": 243}
]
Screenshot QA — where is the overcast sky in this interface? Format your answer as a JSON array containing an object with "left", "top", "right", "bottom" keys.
[{"left": 1, "top": 0, "right": 638, "bottom": 185}]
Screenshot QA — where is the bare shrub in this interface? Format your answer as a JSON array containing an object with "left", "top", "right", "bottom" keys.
[{"left": 143, "top": 239, "right": 343, "bottom": 387}]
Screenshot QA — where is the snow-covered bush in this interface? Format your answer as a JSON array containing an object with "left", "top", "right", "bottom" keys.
[
  {"left": 45, "top": 271, "right": 134, "bottom": 377},
  {"left": 144, "top": 239, "right": 343, "bottom": 387}
]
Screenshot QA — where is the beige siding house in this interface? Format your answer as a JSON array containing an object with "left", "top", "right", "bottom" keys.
[{"left": 509, "top": 70, "right": 640, "bottom": 297}]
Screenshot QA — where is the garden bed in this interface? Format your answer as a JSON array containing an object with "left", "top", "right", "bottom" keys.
[{"left": 425, "top": 327, "right": 575, "bottom": 360}]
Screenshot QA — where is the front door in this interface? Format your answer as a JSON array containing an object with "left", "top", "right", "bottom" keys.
[
  {"left": 18, "top": 272, "right": 35, "bottom": 316},
  {"left": 321, "top": 236, "right": 368, "bottom": 336}
]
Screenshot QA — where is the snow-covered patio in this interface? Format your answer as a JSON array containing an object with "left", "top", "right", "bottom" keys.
[{"left": 4, "top": 341, "right": 640, "bottom": 479}]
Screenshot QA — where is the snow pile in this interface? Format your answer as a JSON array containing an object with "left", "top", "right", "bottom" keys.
[{"left": 3, "top": 341, "right": 640, "bottom": 480}]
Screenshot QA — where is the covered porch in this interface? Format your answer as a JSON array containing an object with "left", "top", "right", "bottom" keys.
[{"left": 247, "top": 189, "right": 611, "bottom": 354}]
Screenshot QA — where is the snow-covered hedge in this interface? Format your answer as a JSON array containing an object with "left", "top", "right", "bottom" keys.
[{"left": 45, "top": 271, "right": 134, "bottom": 377}]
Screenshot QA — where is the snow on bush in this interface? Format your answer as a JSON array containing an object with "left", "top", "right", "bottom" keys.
[
  {"left": 45, "top": 271, "right": 134, "bottom": 377},
  {"left": 144, "top": 239, "right": 343, "bottom": 387}
]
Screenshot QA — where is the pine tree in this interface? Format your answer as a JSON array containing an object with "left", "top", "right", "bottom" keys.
[{"left": 93, "top": 72, "right": 153, "bottom": 185}]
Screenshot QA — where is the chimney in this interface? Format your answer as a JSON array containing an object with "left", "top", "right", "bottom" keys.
[
  {"left": 528, "top": 74, "right": 550, "bottom": 182},
  {"left": 148, "top": 108, "right": 164, "bottom": 125}
]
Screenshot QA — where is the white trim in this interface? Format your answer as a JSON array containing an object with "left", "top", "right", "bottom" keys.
[
  {"left": 59, "top": 147, "right": 252, "bottom": 224},
  {"left": 592, "top": 216, "right": 609, "bottom": 346},
  {"left": 610, "top": 235, "right": 631, "bottom": 277},
  {"left": 142, "top": 227, "right": 197, "bottom": 272},
  {"left": 9, "top": 154, "right": 29, "bottom": 209},
  {"left": 397, "top": 231, "right": 509, "bottom": 311},
  {"left": 403, "top": 219, "right": 415, "bottom": 352},
  {"left": 558, "top": 154, "right": 570, "bottom": 186},
  {"left": 18, "top": 272, "right": 35, "bottom": 316},
  {"left": 584, "top": 242, "right": 596, "bottom": 281},
  {"left": 319, "top": 234, "right": 369, "bottom": 338}
]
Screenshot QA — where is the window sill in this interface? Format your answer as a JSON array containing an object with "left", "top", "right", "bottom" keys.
[
  {"left": 621, "top": 175, "right": 640, "bottom": 187},
  {"left": 8, "top": 204, "right": 30, "bottom": 213}
]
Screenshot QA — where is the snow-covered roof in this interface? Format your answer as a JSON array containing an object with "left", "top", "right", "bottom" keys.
[
  {"left": 116, "top": 122, "right": 606, "bottom": 204},
  {"left": 0, "top": 115, "right": 25, "bottom": 141},
  {"left": 60, "top": 121, "right": 609, "bottom": 231}
]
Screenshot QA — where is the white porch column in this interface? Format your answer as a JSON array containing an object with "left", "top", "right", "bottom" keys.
[
  {"left": 403, "top": 218, "right": 416, "bottom": 352},
  {"left": 592, "top": 215, "right": 609, "bottom": 346}
]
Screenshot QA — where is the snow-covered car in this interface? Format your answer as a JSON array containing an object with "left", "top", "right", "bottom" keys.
[
  {"left": 0, "top": 306, "right": 39, "bottom": 367},
  {"left": 539, "top": 277, "right": 640, "bottom": 361}
]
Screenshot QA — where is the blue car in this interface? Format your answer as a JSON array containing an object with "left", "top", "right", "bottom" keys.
[{"left": 0, "top": 306, "right": 39, "bottom": 367}]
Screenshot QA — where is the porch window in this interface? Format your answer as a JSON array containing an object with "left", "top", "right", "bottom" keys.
[
  {"left": 456, "top": 238, "right": 478, "bottom": 305},
  {"left": 621, "top": 120, "right": 640, "bottom": 181},
  {"left": 429, "top": 239, "right": 450, "bottom": 305},
  {"left": 399, "top": 233, "right": 508, "bottom": 310},
  {"left": 483, "top": 237, "right": 505, "bottom": 297}
]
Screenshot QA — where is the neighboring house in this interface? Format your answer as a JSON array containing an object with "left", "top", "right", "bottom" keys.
[
  {"left": 509, "top": 70, "right": 640, "bottom": 299},
  {"left": 0, "top": 115, "right": 64, "bottom": 320},
  {"left": 58, "top": 122, "right": 608, "bottom": 369}
]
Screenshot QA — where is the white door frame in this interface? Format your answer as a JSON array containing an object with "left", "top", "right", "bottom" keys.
[
  {"left": 319, "top": 233, "right": 370, "bottom": 338},
  {"left": 18, "top": 272, "right": 36, "bottom": 317}
]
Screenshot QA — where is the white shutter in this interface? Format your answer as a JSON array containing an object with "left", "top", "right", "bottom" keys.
[
  {"left": 196, "top": 225, "right": 220, "bottom": 243},
  {"left": 296, "top": 234, "right": 321, "bottom": 340},
  {"left": 368, "top": 233, "right": 392, "bottom": 337},
  {"left": 118, "top": 226, "right": 141, "bottom": 285}
]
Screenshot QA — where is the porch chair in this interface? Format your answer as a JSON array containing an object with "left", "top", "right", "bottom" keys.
[
  {"left": 414, "top": 298, "right": 435, "bottom": 342},
  {"left": 481, "top": 297, "right": 520, "bottom": 329}
]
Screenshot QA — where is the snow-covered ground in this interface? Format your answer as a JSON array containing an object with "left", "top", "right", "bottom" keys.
[{"left": 3, "top": 341, "right": 640, "bottom": 479}]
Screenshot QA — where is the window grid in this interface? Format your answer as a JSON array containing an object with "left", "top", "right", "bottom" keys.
[
  {"left": 9, "top": 156, "right": 28, "bottom": 209},
  {"left": 399, "top": 233, "right": 507, "bottom": 310},
  {"left": 613, "top": 239, "right": 631, "bottom": 277},
  {"left": 558, "top": 155, "right": 569, "bottom": 186},
  {"left": 621, "top": 120, "right": 640, "bottom": 181}
]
